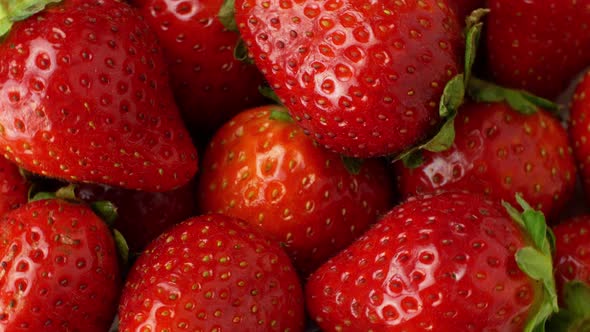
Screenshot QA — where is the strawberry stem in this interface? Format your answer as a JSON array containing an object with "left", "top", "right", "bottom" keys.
[{"left": 0, "top": 0, "right": 61, "bottom": 37}]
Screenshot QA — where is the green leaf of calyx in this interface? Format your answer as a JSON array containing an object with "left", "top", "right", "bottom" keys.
[
  {"left": 268, "top": 108, "right": 293, "bottom": 122},
  {"left": 260, "top": 86, "right": 283, "bottom": 105},
  {"left": 113, "top": 228, "right": 129, "bottom": 267},
  {"left": 546, "top": 281, "right": 590, "bottom": 332},
  {"left": 90, "top": 200, "right": 119, "bottom": 227},
  {"left": 341, "top": 155, "right": 363, "bottom": 175},
  {"left": 467, "top": 77, "right": 559, "bottom": 115},
  {"left": 393, "top": 8, "right": 485, "bottom": 168},
  {"left": 401, "top": 150, "right": 424, "bottom": 169},
  {"left": 30, "top": 191, "right": 57, "bottom": 202},
  {"left": 55, "top": 183, "right": 77, "bottom": 201},
  {"left": 391, "top": 74, "right": 464, "bottom": 165},
  {"left": 0, "top": 0, "right": 62, "bottom": 37},
  {"left": 463, "top": 9, "right": 489, "bottom": 85},
  {"left": 218, "top": 0, "right": 238, "bottom": 32},
  {"left": 504, "top": 194, "right": 558, "bottom": 332},
  {"left": 516, "top": 247, "right": 558, "bottom": 332},
  {"left": 233, "top": 38, "right": 253, "bottom": 64}
]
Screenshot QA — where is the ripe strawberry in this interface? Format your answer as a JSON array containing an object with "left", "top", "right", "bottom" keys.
[
  {"left": 486, "top": 0, "right": 590, "bottom": 99},
  {"left": 197, "top": 105, "right": 394, "bottom": 274},
  {"left": 394, "top": 101, "right": 576, "bottom": 220},
  {"left": 76, "top": 181, "right": 196, "bottom": 253},
  {"left": 235, "top": 0, "right": 463, "bottom": 157},
  {"left": 306, "top": 191, "right": 557, "bottom": 331},
  {"left": 118, "top": 214, "right": 305, "bottom": 331},
  {"left": 0, "top": 199, "right": 121, "bottom": 331},
  {"left": 0, "top": 157, "right": 28, "bottom": 215},
  {"left": 546, "top": 216, "right": 590, "bottom": 330},
  {"left": 570, "top": 71, "right": 590, "bottom": 202},
  {"left": 130, "top": 0, "right": 267, "bottom": 141},
  {"left": 553, "top": 216, "right": 590, "bottom": 298},
  {"left": 0, "top": 0, "right": 198, "bottom": 191}
]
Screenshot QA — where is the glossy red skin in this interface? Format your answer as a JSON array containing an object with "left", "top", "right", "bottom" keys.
[
  {"left": 553, "top": 216, "right": 590, "bottom": 303},
  {"left": 486, "top": 0, "right": 590, "bottom": 99},
  {"left": 0, "top": 199, "right": 120, "bottom": 331},
  {"left": 131, "top": 0, "right": 267, "bottom": 141},
  {"left": 571, "top": 71, "right": 590, "bottom": 202},
  {"left": 449, "top": 0, "right": 485, "bottom": 21},
  {"left": 0, "top": 0, "right": 198, "bottom": 192},
  {"left": 395, "top": 102, "right": 576, "bottom": 221},
  {"left": 235, "top": 0, "right": 463, "bottom": 157},
  {"left": 197, "top": 106, "right": 394, "bottom": 274},
  {"left": 306, "top": 192, "right": 540, "bottom": 331},
  {"left": 76, "top": 181, "right": 196, "bottom": 253},
  {"left": 0, "top": 157, "right": 28, "bottom": 215},
  {"left": 118, "top": 214, "right": 305, "bottom": 331}
]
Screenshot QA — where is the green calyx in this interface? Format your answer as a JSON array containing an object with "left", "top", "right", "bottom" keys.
[
  {"left": 218, "top": 0, "right": 238, "bottom": 32},
  {"left": 394, "top": 9, "right": 487, "bottom": 168},
  {"left": 502, "top": 194, "right": 558, "bottom": 332},
  {"left": 467, "top": 77, "right": 559, "bottom": 116},
  {"left": 0, "top": 0, "right": 61, "bottom": 37},
  {"left": 340, "top": 155, "right": 363, "bottom": 175},
  {"left": 547, "top": 281, "right": 590, "bottom": 332}
]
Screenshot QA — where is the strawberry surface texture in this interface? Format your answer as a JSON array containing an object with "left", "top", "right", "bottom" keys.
[
  {"left": 235, "top": 0, "right": 464, "bottom": 157},
  {"left": 0, "top": 0, "right": 588, "bottom": 330},
  {"left": 0, "top": 0, "right": 198, "bottom": 191}
]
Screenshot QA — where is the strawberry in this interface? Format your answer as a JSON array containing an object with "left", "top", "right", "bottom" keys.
[
  {"left": 130, "top": 0, "right": 268, "bottom": 141},
  {"left": 0, "top": 0, "right": 198, "bottom": 191},
  {"left": 118, "top": 214, "right": 305, "bottom": 331},
  {"left": 76, "top": 181, "right": 196, "bottom": 253},
  {"left": 306, "top": 191, "right": 558, "bottom": 331},
  {"left": 546, "top": 216, "right": 590, "bottom": 330},
  {"left": 0, "top": 199, "right": 121, "bottom": 331},
  {"left": 234, "top": 0, "right": 463, "bottom": 157},
  {"left": 570, "top": 70, "right": 590, "bottom": 202},
  {"left": 552, "top": 216, "right": 590, "bottom": 298},
  {"left": 0, "top": 157, "right": 29, "bottom": 215},
  {"left": 394, "top": 101, "right": 576, "bottom": 220},
  {"left": 486, "top": 0, "right": 590, "bottom": 99},
  {"left": 197, "top": 105, "right": 394, "bottom": 274}
]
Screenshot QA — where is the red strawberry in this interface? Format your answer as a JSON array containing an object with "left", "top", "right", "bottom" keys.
[
  {"left": 306, "top": 191, "right": 558, "bottom": 331},
  {"left": 486, "top": 0, "right": 590, "bottom": 99},
  {"left": 76, "top": 181, "right": 196, "bottom": 253},
  {"left": 234, "top": 0, "right": 463, "bottom": 157},
  {"left": 553, "top": 216, "right": 590, "bottom": 298},
  {"left": 570, "top": 71, "right": 590, "bottom": 201},
  {"left": 0, "top": 0, "right": 198, "bottom": 191},
  {"left": 0, "top": 157, "right": 28, "bottom": 215},
  {"left": 0, "top": 199, "right": 121, "bottom": 331},
  {"left": 394, "top": 101, "right": 576, "bottom": 220},
  {"left": 130, "top": 0, "right": 268, "bottom": 141},
  {"left": 197, "top": 105, "right": 394, "bottom": 274},
  {"left": 118, "top": 214, "right": 305, "bottom": 331},
  {"left": 546, "top": 216, "right": 590, "bottom": 330}
]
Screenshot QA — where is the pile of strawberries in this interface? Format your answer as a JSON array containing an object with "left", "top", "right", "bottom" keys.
[{"left": 1, "top": 0, "right": 590, "bottom": 330}]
